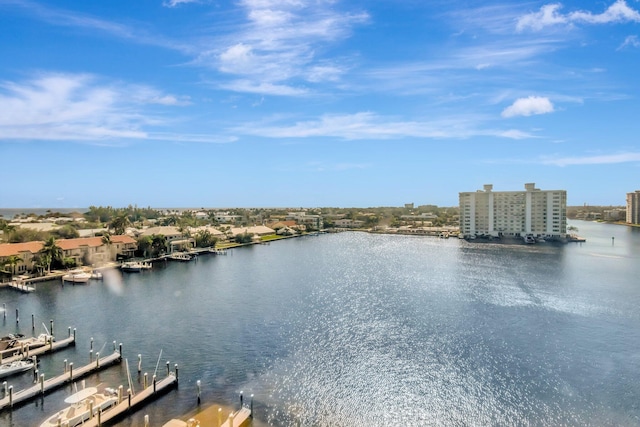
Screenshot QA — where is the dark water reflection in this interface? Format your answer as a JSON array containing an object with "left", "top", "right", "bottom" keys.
[{"left": 1, "top": 221, "right": 639, "bottom": 426}]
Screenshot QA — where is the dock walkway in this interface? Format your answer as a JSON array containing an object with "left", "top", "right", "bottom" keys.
[
  {"left": 0, "top": 335, "right": 75, "bottom": 364},
  {"left": 0, "top": 351, "right": 121, "bottom": 411},
  {"left": 83, "top": 373, "right": 178, "bottom": 427}
]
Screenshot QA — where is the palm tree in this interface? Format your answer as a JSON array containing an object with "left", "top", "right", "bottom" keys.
[
  {"left": 102, "top": 233, "right": 113, "bottom": 262},
  {"left": 109, "top": 214, "right": 130, "bottom": 235},
  {"left": 3, "top": 255, "right": 21, "bottom": 279},
  {"left": 41, "top": 236, "right": 62, "bottom": 273}
]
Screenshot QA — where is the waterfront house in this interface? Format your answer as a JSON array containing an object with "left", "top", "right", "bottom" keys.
[
  {"left": 0, "top": 241, "right": 44, "bottom": 279},
  {"left": 139, "top": 226, "right": 195, "bottom": 253}
]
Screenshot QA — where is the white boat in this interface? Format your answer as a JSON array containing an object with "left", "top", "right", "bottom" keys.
[
  {"left": 121, "top": 261, "right": 152, "bottom": 272},
  {"left": 0, "top": 358, "right": 35, "bottom": 379},
  {"left": 90, "top": 271, "right": 103, "bottom": 280},
  {"left": 39, "top": 386, "right": 118, "bottom": 427},
  {"left": 168, "top": 252, "right": 194, "bottom": 262},
  {"left": 62, "top": 269, "right": 91, "bottom": 283},
  {"left": 0, "top": 333, "right": 53, "bottom": 357}
]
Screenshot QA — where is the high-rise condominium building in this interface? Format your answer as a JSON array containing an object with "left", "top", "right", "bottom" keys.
[
  {"left": 459, "top": 183, "right": 567, "bottom": 239},
  {"left": 627, "top": 190, "right": 640, "bottom": 225}
]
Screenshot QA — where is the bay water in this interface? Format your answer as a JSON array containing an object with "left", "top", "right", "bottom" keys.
[{"left": 1, "top": 221, "right": 639, "bottom": 426}]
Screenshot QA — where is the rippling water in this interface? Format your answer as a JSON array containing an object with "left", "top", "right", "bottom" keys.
[{"left": 1, "top": 221, "right": 639, "bottom": 426}]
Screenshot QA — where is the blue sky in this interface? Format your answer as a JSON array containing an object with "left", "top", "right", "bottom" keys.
[{"left": 1, "top": 0, "right": 639, "bottom": 208}]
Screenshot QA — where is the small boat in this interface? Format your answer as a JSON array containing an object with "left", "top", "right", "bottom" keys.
[
  {"left": 121, "top": 261, "right": 152, "bottom": 272},
  {"left": 90, "top": 271, "right": 103, "bottom": 280},
  {"left": 0, "top": 358, "right": 36, "bottom": 379},
  {"left": 0, "top": 333, "right": 25, "bottom": 351},
  {"left": 168, "top": 252, "right": 194, "bottom": 262},
  {"left": 0, "top": 333, "right": 53, "bottom": 357},
  {"left": 39, "top": 386, "right": 118, "bottom": 427},
  {"left": 62, "top": 269, "right": 91, "bottom": 283}
]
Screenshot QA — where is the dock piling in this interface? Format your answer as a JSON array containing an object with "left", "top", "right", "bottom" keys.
[
  {"left": 74, "top": 328, "right": 76, "bottom": 342},
  {"left": 138, "top": 354, "right": 142, "bottom": 373},
  {"left": 8, "top": 386, "right": 12, "bottom": 407},
  {"left": 144, "top": 373, "right": 148, "bottom": 389},
  {"left": 196, "top": 380, "right": 201, "bottom": 404},
  {"left": 64, "top": 359, "right": 67, "bottom": 373},
  {"left": 153, "top": 375, "right": 156, "bottom": 393},
  {"left": 2, "top": 303, "right": 5, "bottom": 320},
  {"left": 166, "top": 361, "right": 170, "bottom": 376},
  {"left": 33, "top": 369, "right": 38, "bottom": 383},
  {"left": 50, "top": 320, "right": 54, "bottom": 337},
  {"left": 175, "top": 364, "right": 178, "bottom": 381},
  {"left": 119, "top": 343, "right": 122, "bottom": 356},
  {"left": 218, "top": 407, "right": 222, "bottom": 427},
  {"left": 90, "top": 337, "right": 94, "bottom": 351},
  {"left": 69, "top": 362, "right": 73, "bottom": 380},
  {"left": 240, "top": 391, "right": 243, "bottom": 408},
  {"left": 127, "top": 389, "right": 132, "bottom": 409},
  {"left": 90, "top": 349, "right": 93, "bottom": 362},
  {"left": 250, "top": 394, "right": 254, "bottom": 418},
  {"left": 118, "top": 385, "right": 123, "bottom": 404},
  {"left": 68, "top": 326, "right": 71, "bottom": 337},
  {"left": 16, "top": 308, "right": 19, "bottom": 324},
  {"left": 144, "top": 414, "right": 149, "bottom": 427},
  {"left": 2, "top": 382, "right": 6, "bottom": 397},
  {"left": 96, "top": 352, "right": 100, "bottom": 367},
  {"left": 32, "top": 314, "right": 35, "bottom": 331}
]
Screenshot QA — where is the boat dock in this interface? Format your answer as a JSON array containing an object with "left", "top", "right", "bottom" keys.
[
  {"left": 221, "top": 407, "right": 252, "bottom": 427},
  {"left": 0, "top": 334, "right": 75, "bottom": 364},
  {"left": 5, "top": 281, "right": 35, "bottom": 293},
  {"left": 82, "top": 372, "right": 178, "bottom": 427},
  {"left": 0, "top": 350, "right": 122, "bottom": 411}
]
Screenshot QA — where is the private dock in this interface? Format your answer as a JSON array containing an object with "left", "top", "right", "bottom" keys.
[
  {"left": 0, "top": 334, "right": 76, "bottom": 364},
  {"left": 0, "top": 350, "right": 122, "bottom": 411},
  {"left": 82, "top": 372, "right": 178, "bottom": 427},
  {"left": 5, "top": 281, "right": 35, "bottom": 293}
]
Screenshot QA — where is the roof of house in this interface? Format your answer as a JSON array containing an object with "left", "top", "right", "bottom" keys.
[
  {"left": 0, "top": 242, "right": 44, "bottom": 257},
  {"left": 229, "top": 225, "right": 275, "bottom": 236},
  {"left": 56, "top": 237, "right": 104, "bottom": 250},
  {"left": 139, "top": 226, "right": 183, "bottom": 237},
  {"left": 111, "top": 235, "right": 137, "bottom": 244}
]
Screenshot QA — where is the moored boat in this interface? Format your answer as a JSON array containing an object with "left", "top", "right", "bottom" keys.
[
  {"left": 39, "top": 386, "right": 118, "bottom": 427},
  {"left": 62, "top": 269, "right": 91, "bottom": 283},
  {"left": 121, "top": 261, "right": 152, "bottom": 272},
  {"left": 0, "top": 358, "right": 36, "bottom": 379},
  {"left": 168, "top": 252, "right": 194, "bottom": 262}
]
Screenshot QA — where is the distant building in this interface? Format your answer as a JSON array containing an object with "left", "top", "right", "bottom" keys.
[
  {"left": 459, "top": 183, "right": 567, "bottom": 239},
  {"left": 404, "top": 203, "right": 414, "bottom": 209},
  {"left": 627, "top": 190, "right": 640, "bottom": 224}
]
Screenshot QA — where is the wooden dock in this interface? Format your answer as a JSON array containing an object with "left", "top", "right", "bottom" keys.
[
  {"left": 82, "top": 373, "right": 178, "bottom": 427},
  {"left": 0, "top": 334, "right": 76, "bottom": 364},
  {"left": 0, "top": 351, "right": 121, "bottom": 411},
  {"left": 5, "top": 281, "right": 35, "bottom": 293},
  {"left": 221, "top": 407, "right": 252, "bottom": 427}
]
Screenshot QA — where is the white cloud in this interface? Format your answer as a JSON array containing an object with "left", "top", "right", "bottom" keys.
[
  {"left": 618, "top": 35, "right": 640, "bottom": 50},
  {"left": 199, "top": 1, "right": 369, "bottom": 95},
  {"left": 0, "top": 73, "right": 222, "bottom": 143},
  {"left": 542, "top": 152, "right": 640, "bottom": 166},
  {"left": 232, "top": 112, "right": 535, "bottom": 140},
  {"left": 502, "top": 96, "right": 555, "bottom": 118},
  {"left": 163, "top": 0, "right": 199, "bottom": 7},
  {"left": 220, "top": 80, "right": 308, "bottom": 96},
  {"left": 517, "top": 1, "right": 640, "bottom": 32},
  {"left": 516, "top": 4, "right": 568, "bottom": 32}
]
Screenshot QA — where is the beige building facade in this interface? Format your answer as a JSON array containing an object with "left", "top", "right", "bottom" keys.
[
  {"left": 460, "top": 183, "right": 567, "bottom": 239},
  {"left": 627, "top": 190, "right": 640, "bottom": 225}
]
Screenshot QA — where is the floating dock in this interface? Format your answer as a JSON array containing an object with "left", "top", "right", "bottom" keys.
[
  {"left": 0, "top": 351, "right": 121, "bottom": 411},
  {"left": 0, "top": 334, "right": 75, "bottom": 364},
  {"left": 82, "top": 372, "right": 178, "bottom": 427}
]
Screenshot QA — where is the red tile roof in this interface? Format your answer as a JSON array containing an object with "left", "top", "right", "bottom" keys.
[{"left": 0, "top": 242, "right": 44, "bottom": 257}]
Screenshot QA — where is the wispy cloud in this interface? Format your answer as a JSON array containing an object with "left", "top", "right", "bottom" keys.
[
  {"left": 502, "top": 96, "right": 555, "bottom": 118},
  {"left": 233, "top": 112, "right": 534, "bottom": 140},
  {"left": 517, "top": 1, "right": 640, "bottom": 32},
  {"left": 541, "top": 152, "right": 640, "bottom": 166},
  {"left": 618, "top": 35, "right": 640, "bottom": 50},
  {"left": 0, "top": 73, "right": 228, "bottom": 144},
  {"left": 163, "top": 0, "right": 199, "bottom": 8},
  {"left": 2, "top": 0, "right": 192, "bottom": 53},
  {"left": 195, "top": 0, "right": 369, "bottom": 95}
]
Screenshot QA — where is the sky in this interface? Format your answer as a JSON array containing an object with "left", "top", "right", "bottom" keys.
[{"left": 0, "top": 0, "right": 639, "bottom": 208}]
